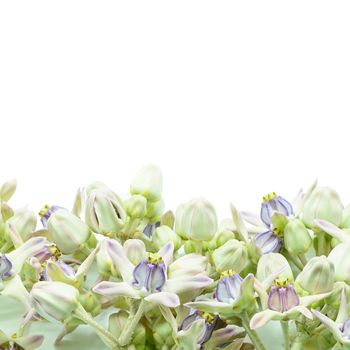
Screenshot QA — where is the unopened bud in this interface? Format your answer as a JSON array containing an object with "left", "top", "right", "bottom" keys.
[
  {"left": 302, "top": 187, "right": 343, "bottom": 228},
  {"left": 152, "top": 225, "right": 182, "bottom": 250},
  {"left": 48, "top": 210, "right": 91, "bottom": 254},
  {"left": 296, "top": 256, "right": 334, "bottom": 294},
  {"left": 284, "top": 218, "right": 312, "bottom": 254},
  {"left": 125, "top": 195, "right": 147, "bottom": 218},
  {"left": 7, "top": 209, "right": 37, "bottom": 241}
]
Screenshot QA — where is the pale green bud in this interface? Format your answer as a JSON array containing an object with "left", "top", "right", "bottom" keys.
[
  {"left": 212, "top": 239, "right": 248, "bottom": 273},
  {"left": 85, "top": 190, "right": 126, "bottom": 235},
  {"left": 123, "top": 239, "right": 146, "bottom": 265},
  {"left": 296, "top": 256, "right": 334, "bottom": 294},
  {"left": 284, "top": 218, "right": 312, "bottom": 254},
  {"left": 175, "top": 198, "right": 217, "bottom": 241},
  {"left": 31, "top": 281, "right": 79, "bottom": 321},
  {"left": 125, "top": 195, "right": 147, "bottom": 218},
  {"left": 302, "top": 187, "right": 343, "bottom": 228},
  {"left": 160, "top": 210, "right": 175, "bottom": 229},
  {"left": 146, "top": 198, "right": 165, "bottom": 221},
  {"left": 328, "top": 243, "right": 350, "bottom": 283},
  {"left": 48, "top": 210, "right": 91, "bottom": 254},
  {"left": 0, "top": 178, "right": 17, "bottom": 202},
  {"left": 152, "top": 225, "right": 182, "bottom": 250},
  {"left": 256, "top": 253, "right": 294, "bottom": 283},
  {"left": 216, "top": 230, "right": 236, "bottom": 247},
  {"left": 95, "top": 239, "right": 113, "bottom": 276},
  {"left": 7, "top": 209, "right": 37, "bottom": 241},
  {"left": 130, "top": 164, "right": 163, "bottom": 201}
]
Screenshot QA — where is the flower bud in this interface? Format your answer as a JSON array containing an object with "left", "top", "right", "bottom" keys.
[
  {"left": 48, "top": 210, "right": 91, "bottom": 254},
  {"left": 175, "top": 198, "right": 217, "bottom": 241},
  {"left": 123, "top": 239, "right": 146, "bottom": 265},
  {"left": 0, "top": 178, "right": 17, "bottom": 202},
  {"left": 31, "top": 281, "right": 79, "bottom": 321},
  {"left": 295, "top": 256, "right": 334, "bottom": 294},
  {"left": 85, "top": 190, "right": 126, "bottom": 235},
  {"left": 284, "top": 218, "right": 312, "bottom": 254},
  {"left": 212, "top": 239, "right": 248, "bottom": 273},
  {"left": 152, "top": 225, "right": 182, "bottom": 250},
  {"left": 130, "top": 164, "right": 163, "bottom": 201},
  {"left": 146, "top": 198, "right": 165, "bottom": 221},
  {"left": 302, "top": 187, "right": 343, "bottom": 228},
  {"left": 256, "top": 253, "right": 294, "bottom": 283},
  {"left": 216, "top": 230, "right": 236, "bottom": 247},
  {"left": 125, "top": 195, "right": 147, "bottom": 218},
  {"left": 7, "top": 208, "right": 37, "bottom": 241},
  {"left": 328, "top": 243, "right": 350, "bottom": 283},
  {"left": 95, "top": 239, "right": 113, "bottom": 276}
]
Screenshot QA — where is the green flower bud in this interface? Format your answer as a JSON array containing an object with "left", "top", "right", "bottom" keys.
[
  {"left": 130, "top": 164, "right": 163, "bottom": 201},
  {"left": 216, "top": 230, "right": 236, "bottom": 247},
  {"left": 153, "top": 318, "right": 174, "bottom": 349},
  {"left": 212, "top": 239, "right": 248, "bottom": 273},
  {"left": 256, "top": 253, "right": 294, "bottom": 283},
  {"left": 48, "top": 210, "right": 91, "bottom": 254},
  {"left": 175, "top": 198, "right": 217, "bottom": 241},
  {"left": 296, "top": 256, "right": 334, "bottom": 294},
  {"left": 7, "top": 209, "right": 37, "bottom": 241},
  {"left": 302, "top": 187, "right": 343, "bottom": 228},
  {"left": 79, "top": 291, "right": 101, "bottom": 316},
  {"left": 160, "top": 210, "right": 175, "bottom": 229},
  {"left": 146, "top": 198, "right": 165, "bottom": 221},
  {"left": 123, "top": 239, "right": 146, "bottom": 265},
  {"left": 152, "top": 225, "right": 182, "bottom": 250},
  {"left": 0, "top": 179, "right": 17, "bottom": 202},
  {"left": 31, "top": 281, "right": 79, "bottom": 321},
  {"left": 328, "top": 243, "right": 350, "bottom": 283},
  {"left": 85, "top": 191, "right": 126, "bottom": 235},
  {"left": 284, "top": 218, "right": 312, "bottom": 254},
  {"left": 125, "top": 195, "right": 147, "bottom": 218}
]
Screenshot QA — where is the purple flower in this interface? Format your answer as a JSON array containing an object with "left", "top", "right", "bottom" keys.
[
  {"left": 0, "top": 254, "right": 13, "bottom": 280},
  {"left": 254, "top": 229, "right": 282, "bottom": 254},
  {"left": 39, "top": 205, "right": 66, "bottom": 228},
  {"left": 132, "top": 255, "right": 166, "bottom": 293},
  {"left": 260, "top": 192, "right": 293, "bottom": 227},
  {"left": 268, "top": 282, "right": 299, "bottom": 313},
  {"left": 215, "top": 273, "right": 243, "bottom": 303},
  {"left": 40, "top": 259, "right": 75, "bottom": 281},
  {"left": 180, "top": 310, "right": 218, "bottom": 345}
]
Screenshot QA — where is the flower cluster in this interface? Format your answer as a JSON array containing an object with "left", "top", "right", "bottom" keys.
[{"left": 1, "top": 168, "right": 350, "bottom": 349}]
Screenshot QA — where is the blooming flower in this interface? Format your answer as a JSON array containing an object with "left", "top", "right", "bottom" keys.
[
  {"left": 260, "top": 192, "right": 293, "bottom": 227},
  {"left": 38, "top": 204, "right": 65, "bottom": 228},
  {"left": 0, "top": 254, "right": 13, "bottom": 283},
  {"left": 185, "top": 270, "right": 256, "bottom": 317},
  {"left": 93, "top": 240, "right": 212, "bottom": 307},
  {"left": 253, "top": 229, "right": 282, "bottom": 254}
]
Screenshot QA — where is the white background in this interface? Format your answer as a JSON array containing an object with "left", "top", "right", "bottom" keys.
[{"left": 1, "top": 1, "right": 350, "bottom": 220}]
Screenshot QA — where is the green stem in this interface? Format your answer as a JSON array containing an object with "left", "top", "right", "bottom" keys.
[
  {"left": 281, "top": 321, "right": 290, "bottom": 350},
  {"left": 118, "top": 299, "right": 146, "bottom": 346},
  {"left": 241, "top": 312, "right": 267, "bottom": 350},
  {"left": 194, "top": 241, "right": 203, "bottom": 254},
  {"left": 73, "top": 303, "right": 119, "bottom": 349},
  {"left": 316, "top": 233, "right": 325, "bottom": 256}
]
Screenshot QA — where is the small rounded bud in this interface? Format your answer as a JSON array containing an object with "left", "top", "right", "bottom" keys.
[
  {"left": 256, "top": 253, "right": 294, "bottom": 283},
  {"left": 216, "top": 230, "right": 236, "bottom": 247},
  {"left": 146, "top": 198, "right": 165, "bottom": 221},
  {"left": 31, "top": 281, "right": 79, "bottom": 321},
  {"left": 125, "top": 195, "right": 147, "bottom": 218},
  {"left": 328, "top": 243, "right": 350, "bottom": 284},
  {"left": 85, "top": 191, "right": 126, "bottom": 235},
  {"left": 152, "top": 225, "right": 182, "bottom": 250},
  {"left": 7, "top": 209, "right": 37, "bottom": 241},
  {"left": 296, "top": 256, "right": 334, "bottom": 294},
  {"left": 48, "top": 210, "right": 91, "bottom": 254},
  {"left": 175, "top": 198, "right": 217, "bottom": 241},
  {"left": 302, "top": 187, "right": 343, "bottom": 228},
  {"left": 212, "top": 239, "right": 248, "bottom": 273},
  {"left": 130, "top": 164, "right": 163, "bottom": 201},
  {"left": 123, "top": 239, "right": 146, "bottom": 265},
  {"left": 284, "top": 218, "right": 312, "bottom": 254}
]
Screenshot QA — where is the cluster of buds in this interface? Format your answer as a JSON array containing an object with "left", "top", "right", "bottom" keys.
[{"left": 1, "top": 170, "right": 350, "bottom": 350}]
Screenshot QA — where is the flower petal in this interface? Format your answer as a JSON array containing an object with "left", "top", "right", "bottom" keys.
[
  {"left": 145, "top": 291, "right": 179, "bottom": 307},
  {"left": 158, "top": 241, "right": 174, "bottom": 266},
  {"left": 250, "top": 309, "right": 282, "bottom": 329},
  {"left": 166, "top": 275, "right": 212, "bottom": 295},
  {"left": 168, "top": 254, "right": 208, "bottom": 279},
  {"left": 286, "top": 305, "right": 312, "bottom": 319},
  {"left": 300, "top": 291, "right": 332, "bottom": 307},
  {"left": 93, "top": 281, "right": 139, "bottom": 299},
  {"left": 185, "top": 301, "right": 233, "bottom": 315},
  {"left": 314, "top": 219, "right": 350, "bottom": 243},
  {"left": 312, "top": 309, "right": 343, "bottom": 342}
]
